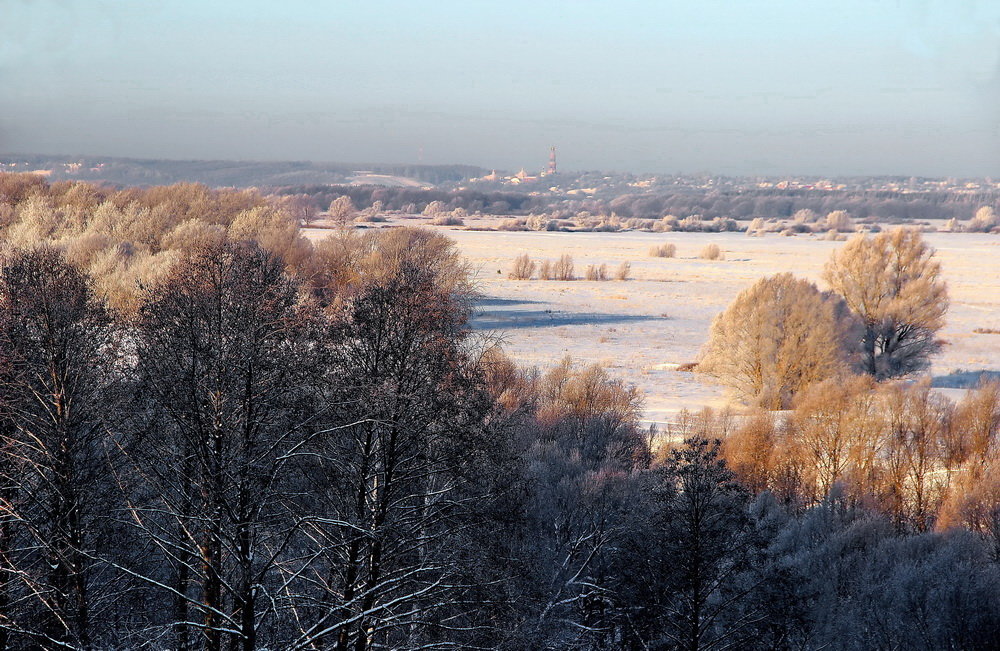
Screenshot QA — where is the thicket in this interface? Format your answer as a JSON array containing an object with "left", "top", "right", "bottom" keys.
[{"left": 678, "top": 378, "right": 1000, "bottom": 540}]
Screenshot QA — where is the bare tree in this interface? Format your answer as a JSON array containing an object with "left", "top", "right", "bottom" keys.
[
  {"left": 722, "top": 411, "right": 777, "bottom": 493},
  {"left": 272, "top": 194, "right": 319, "bottom": 226},
  {"left": 553, "top": 254, "right": 575, "bottom": 281},
  {"left": 823, "top": 228, "right": 949, "bottom": 380},
  {"left": 508, "top": 253, "right": 535, "bottom": 280},
  {"left": 120, "top": 242, "right": 323, "bottom": 650},
  {"left": 880, "top": 379, "right": 952, "bottom": 531},
  {"left": 790, "top": 375, "right": 882, "bottom": 502},
  {"left": 288, "top": 260, "right": 500, "bottom": 650},
  {"left": 0, "top": 247, "right": 119, "bottom": 648}
]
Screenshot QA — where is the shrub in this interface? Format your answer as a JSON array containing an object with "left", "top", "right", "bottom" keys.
[
  {"left": 969, "top": 206, "right": 998, "bottom": 233},
  {"left": 825, "top": 210, "right": 853, "bottom": 233},
  {"left": 615, "top": 262, "right": 631, "bottom": 281},
  {"left": 430, "top": 214, "right": 465, "bottom": 226},
  {"left": 525, "top": 214, "right": 551, "bottom": 231},
  {"left": 679, "top": 215, "right": 704, "bottom": 232},
  {"left": 509, "top": 254, "right": 535, "bottom": 280},
  {"left": 747, "top": 218, "right": 765, "bottom": 236},
  {"left": 538, "top": 259, "right": 553, "bottom": 280},
  {"left": 553, "top": 254, "right": 574, "bottom": 281},
  {"left": 594, "top": 217, "right": 622, "bottom": 232},
  {"left": 793, "top": 208, "right": 819, "bottom": 224},
  {"left": 585, "top": 263, "right": 609, "bottom": 281},
  {"left": 700, "top": 243, "right": 723, "bottom": 260},
  {"left": 648, "top": 243, "right": 676, "bottom": 258},
  {"left": 653, "top": 216, "right": 678, "bottom": 232},
  {"left": 711, "top": 217, "right": 738, "bottom": 232},
  {"left": 497, "top": 218, "right": 529, "bottom": 231},
  {"left": 354, "top": 214, "right": 387, "bottom": 223}
]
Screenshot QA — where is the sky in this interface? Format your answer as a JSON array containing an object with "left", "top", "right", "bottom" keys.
[{"left": 1, "top": 0, "right": 999, "bottom": 177}]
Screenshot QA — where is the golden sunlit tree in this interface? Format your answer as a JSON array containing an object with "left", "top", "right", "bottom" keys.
[
  {"left": 697, "top": 272, "right": 860, "bottom": 409},
  {"left": 823, "top": 228, "right": 948, "bottom": 380}
]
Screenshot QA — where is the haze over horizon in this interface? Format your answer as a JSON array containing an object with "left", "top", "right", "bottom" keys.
[{"left": 2, "top": 0, "right": 999, "bottom": 178}]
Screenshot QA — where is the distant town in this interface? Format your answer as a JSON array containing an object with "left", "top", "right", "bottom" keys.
[{"left": 2, "top": 153, "right": 998, "bottom": 199}]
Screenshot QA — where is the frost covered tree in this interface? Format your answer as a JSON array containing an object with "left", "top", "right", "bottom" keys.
[
  {"left": 294, "top": 260, "right": 501, "bottom": 650},
  {"left": 0, "top": 247, "right": 119, "bottom": 648},
  {"left": 121, "top": 242, "right": 324, "bottom": 650},
  {"left": 825, "top": 210, "right": 852, "bottom": 233},
  {"left": 823, "top": 228, "right": 948, "bottom": 380},
  {"left": 969, "top": 206, "right": 998, "bottom": 232},
  {"left": 328, "top": 195, "right": 356, "bottom": 226},
  {"left": 655, "top": 438, "right": 761, "bottom": 651},
  {"left": 421, "top": 200, "right": 446, "bottom": 216},
  {"left": 698, "top": 273, "right": 859, "bottom": 409},
  {"left": 792, "top": 208, "right": 818, "bottom": 224}
]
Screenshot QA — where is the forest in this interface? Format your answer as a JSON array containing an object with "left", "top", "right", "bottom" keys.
[
  {"left": 0, "top": 173, "right": 998, "bottom": 650},
  {"left": 1, "top": 155, "right": 485, "bottom": 188},
  {"left": 276, "top": 182, "right": 1000, "bottom": 224}
]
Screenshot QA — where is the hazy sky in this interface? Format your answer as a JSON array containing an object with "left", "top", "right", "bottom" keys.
[{"left": 2, "top": 0, "right": 999, "bottom": 176}]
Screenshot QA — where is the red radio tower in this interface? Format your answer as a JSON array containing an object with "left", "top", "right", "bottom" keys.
[{"left": 548, "top": 146, "right": 557, "bottom": 175}]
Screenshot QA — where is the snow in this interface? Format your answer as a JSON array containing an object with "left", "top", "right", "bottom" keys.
[{"left": 305, "top": 220, "right": 1000, "bottom": 426}]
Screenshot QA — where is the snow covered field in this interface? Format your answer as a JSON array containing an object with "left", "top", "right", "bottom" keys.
[{"left": 306, "top": 221, "right": 1000, "bottom": 426}]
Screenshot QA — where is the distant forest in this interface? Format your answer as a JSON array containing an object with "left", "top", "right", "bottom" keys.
[
  {"left": 0, "top": 154, "right": 486, "bottom": 187},
  {"left": 3, "top": 155, "right": 998, "bottom": 223},
  {"left": 280, "top": 183, "right": 1000, "bottom": 222}
]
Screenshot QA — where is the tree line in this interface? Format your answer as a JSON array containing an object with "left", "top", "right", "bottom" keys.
[
  {"left": 276, "top": 182, "right": 1000, "bottom": 223},
  {"left": 1, "top": 156, "right": 485, "bottom": 188}
]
